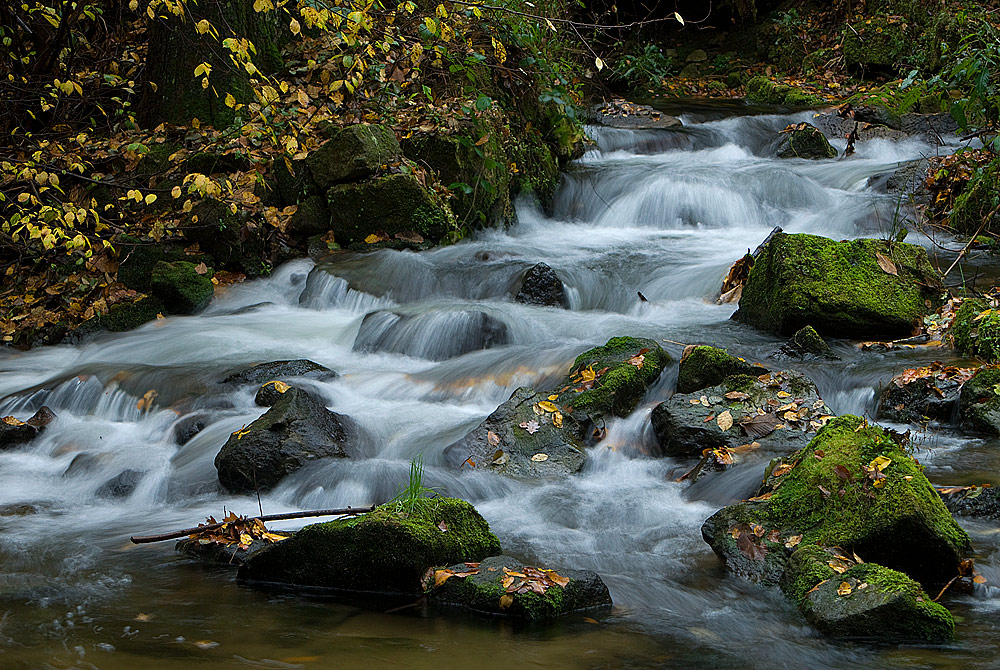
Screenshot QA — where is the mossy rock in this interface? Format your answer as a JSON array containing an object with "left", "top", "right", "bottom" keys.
[
  {"left": 745, "top": 76, "right": 823, "bottom": 107},
  {"left": 800, "top": 563, "right": 954, "bottom": 642},
  {"left": 776, "top": 124, "right": 837, "bottom": 160},
  {"left": 878, "top": 366, "right": 965, "bottom": 426},
  {"left": 958, "top": 366, "right": 1000, "bottom": 436},
  {"left": 327, "top": 173, "right": 456, "bottom": 245},
  {"left": 90, "top": 296, "right": 165, "bottom": 333},
  {"left": 771, "top": 326, "right": 837, "bottom": 360},
  {"left": 653, "top": 369, "right": 831, "bottom": 457},
  {"left": 445, "top": 336, "right": 668, "bottom": 479},
  {"left": 951, "top": 298, "right": 1000, "bottom": 361},
  {"left": 949, "top": 161, "right": 1000, "bottom": 236},
  {"left": 287, "top": 195, "right": 330, "bottom": 238},
  {"left": 429, "top": 555, "right": 611, "bottom": 620},
  {"left": 238, "top": 498, "right": 502, "bottom": 594},
  {"left": 182, "top": 199, "right": 266, "bottom": 276},
  {"left": 677, "top": 345, "right": 764, "bottom": 394},
  {"left": 842, "top": 18, "right": 916, "bottom": 75},
  {"left": 702, "top": 415, "right": 971, "bottom": 589},
  {"left": 734, "top": 233, "right": 940, "bottom": 339},
  {"left": 117, "top": 237, "right": 211, "bottom": 292},
  {"left": 402, "top": 131, "right": 512, "bottom": 227},
  {"left": 150, "top": 261, "right": 214, "bottom": 314},
  {"left": 222, "top": 359, "right": 338, "bottom": 385},
  {"left": 780, "top": 544, "right": 838, "bottom": 604},
  {"left": 306, "top": 124, "right": 400, "bottom": 190}
]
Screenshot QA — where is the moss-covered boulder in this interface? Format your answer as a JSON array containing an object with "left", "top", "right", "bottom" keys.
[
  {"left": 745, "top": 76, "right": 824, "bottom": 107},
  {"left": 958, "top": 366, "right": 1000, "bottom": 436},
  {"left": 150, "top": 261, "right": 214, "bottom": 314},
  {"left": 770, "top": 326, "right": 837, "bottom": 360},
  {"left": 327, "top": 173, "right": 455, "bottom": 245},
  {"left": 776, "top": 124, "right": 837, "bottom": 160},
  {"left": 446, "top": 337, "right": 668, "bottom": 478},
  {"left": 801, "top": 563, "right": 954, "bottom": 642},
  {"left": 653, "top": 369, "right": 832, "bottom": 458},
  {"left": 877, "top": 364, "right": 972, "bottom": 425},
  {"left": 79, "top": 295, "right": 164, "bottom": 335},
  {"left": 702, "top": 415, "right": 971, "bottom": 589},
  {"left": 734, "top": 233, "right": 940, "bottom": 339},
  {"left": 286, "top": 194, "right": 331, "bottom": 238},
  {"left": 181, "top": 199, "right": 266, "bottom": 277},
  {"left": 949, "top": 161, "right": 1000, "bottom": 235},
  {"left": 214, "top": 387, "right": 357, "bottom": 493},
  {"left": 677, "top": 345, "right": 764, "bottom": 394},
  {"left": 238, "top": 498, "right": 502, "bottom": 593},
  {"left": 951, "top": 299, "right": 1000, "bottom": 362},
  {"left": 842, "top": 17, "right": 914, "bottom": 75},
  {"left": 306, "top": 124, "right": 400, "bottom": 189},
  {"left": 429, "top": 555, "right": 611, "bottom": 620}
]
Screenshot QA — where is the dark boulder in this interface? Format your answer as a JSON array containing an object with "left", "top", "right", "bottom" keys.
[
  {"left": 877, "top": 364, "right": 973, "bottom": 425},
  {"left": 239, "top": 498, "right": 501, "bottom": 593},
  {"left": 0, "top": 406, "right": 57, "bottom": 450},
  {"left": 958, "top": 366, "right": 1000, "bottom": 436},
  {"left": 770, "top": 326, "right": 837, "bottom": 361},
  {"left": 733, "top": 233, "right": 940, "bottom": 339},
  {"left": 938, "top": 485, "right": 1000, "bottom": 521},
  {"left": 254, "top": 381, "right": 291, "bottom": 407},
  {"left": 306, "top": 124, "right": 399, "bottom": 189},
  {"left": 214, "top": 388, "right": 356, "bottom": 493},
  {"left": 653, "top": 369, "right": 831, "bottom": 458},
  {"left": 222, "top": 359, "right": 338, "bottom": 385},
  {"left": 515, "top": 263, "right": 567, "bottom": 307},
  {"left": 176, "top": 534, "right": 290, "bottom": 566},
  {"left": 429, "top": 554, "right": 611, "bottom": 620}
]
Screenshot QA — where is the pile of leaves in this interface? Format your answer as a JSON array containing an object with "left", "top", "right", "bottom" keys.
[
  {"left": 188, "top": 511, "right": 287, "bottom": 551},
  {"left": 892, "top": 361, "right": 977, "bottom": 389},
  {"left": 925, "top": 150, "right": 996, "bottom": 226},
  {"left": 428, "top": 561, "right": 570, "bottom": 610}
]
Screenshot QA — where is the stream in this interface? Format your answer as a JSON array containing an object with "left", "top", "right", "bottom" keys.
[{"left": 1, "top": 103, "right": 998, "bottom": 669}]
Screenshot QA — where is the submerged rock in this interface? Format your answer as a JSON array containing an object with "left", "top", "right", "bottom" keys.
[
  {"left": 176, "top": 534, "right": 290, "bottom": 566},
  {"left": 676, "top": 345, "right": 763, "bottom": 394},
  {"left": 150, "top": 260, "right": 214, "bottom": 314},
  {"left": 222, "top": 359, "right": 338, "bottom": 385},
  {"left": 239, "top": 498, "right": 501, "bottom": 593},
  {"left": 429, "top": 555, "right": 611, "bottom": 620},
  {"left": 958, "top": 366, "right": 1000, "bottom": 436},
  {"left": 652, "top": 369, "right": 832, "bottom": 457},
  {"left": 877, "top": 364, "right": 973, "bottom": 425},
  {"left": 0, "top": 406, "right": 57, "bottom": 450},
  {"left": 353, "top": 310, "right": 508, "bottom": 361},
  {"left": 214, "top": 388, "right": 356, "bottom": 493},
  {"left": 445, "top": 337, "right": 668, "bottom": 478},
  {"left": 733, "top": 233, "right": 940, "bottom": 339},
  {"left": 514, "top": 263, "right": 567, "bottom": 308},
  {"left": 702, "top": 415, "right": 971, "bottom": 590},
  {"left": 938, "top": 485, "right": 1000, "bottom": 521},
  {"left": 776, "top": 124, "right": 837, "bottom": 160},
  {"left": 96, "top": 469, "right": 144, "bottom": 499},
  {"left": 770, "top": 326, "right": 837, "bottom": 361}
]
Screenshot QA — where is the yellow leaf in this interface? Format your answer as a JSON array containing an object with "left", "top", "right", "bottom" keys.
[
  {"left": 869, "top": 455, "right": 891, "bottom": 472},
  {"left": 552, "top": 411, "right": 563, "bottom": 428},
  {"left": 364, "top": 233, "right": 380, "bottom": 244},
  {"left": 595, "top": 57, "right": 605, "bottom": 71},
  {"left": 674, "top": 11, "right": 684, "bottom": 25},
  {"left": 837, "top": 581, "right": 852, "bottom": 596},
  {"left": 776, "top": 391, "right": 791, "bottom": 398},
  {"left": 144, "top": 193, "right": 157, "bottom": 205},
  {"left": 547, "top": 395, "right": 558, "bottom": 401},
  {"left": 499, "top": 594, "right": 513, "bottom": 609},
  {"left": 289, "top": 18, "right": 301, "bottom": 34},
  {"left": 195, "top": 19, "right": 211, "bottom": 34},
  {"left": 171, "top": 185, "right": 181, "bottom": 198},
  {"left": 530, "top": 453, "right": 549, "bottom": 462},
  {"left": 433, "top": 569, "right": 454, "bottom": 587},
  {"left": 263, "top": 380, "right": 291, "bottom": 394},
  {"left": 538, "top": 401, "right": 558, "bottom": 413},
  {"left": 224, "top": 93, "right": 236, "bottom": 108},
  {"left": 239, "top": 533, "right": 253, "bottom": 546},
  {"left": 717, "top": 410, "right": 733, "bottom": 431}
]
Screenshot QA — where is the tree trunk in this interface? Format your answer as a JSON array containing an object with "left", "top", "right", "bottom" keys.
[{"left": 140, "top": 0, "right": 282, "bottom": 128}]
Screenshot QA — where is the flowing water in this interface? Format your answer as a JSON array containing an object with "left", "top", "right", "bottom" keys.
[{"left": 1, "top": 104, "right": 998, "bottom": 670}]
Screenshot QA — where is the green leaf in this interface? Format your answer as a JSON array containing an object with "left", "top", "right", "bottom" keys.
[{"left": 475, "top": 94, "right": 492, "bottom": 111}]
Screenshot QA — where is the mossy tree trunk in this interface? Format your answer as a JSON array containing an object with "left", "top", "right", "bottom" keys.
[{"left": 140, "top": 0, "right": 282, "bottom": 128}]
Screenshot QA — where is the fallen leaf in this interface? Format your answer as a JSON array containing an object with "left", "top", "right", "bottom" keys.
[
  {"left": 262, "top": 380, "right": 290, "bottom": 394},
  {"left": 437, "top": 521, "right": 448, "bottom": 532},
  {"left": 724, "top": 391, "right": 750, "bottom": 401},
  {"left": 869, "top": 455, "right": 892, "bottom": 472},
  {"left": 776, "top": 391, "right": 791, "bottom": 399},
  {"left": 487, "top": 430, "right": 500, "bottom": 447},
  {"left": 784, "top": 534, "right": 803, "bottom": 549},
  {"left": 700, "top": 395, "right": 710, "bottom": 407},
  {"left": 194, "top": 262, "right": 209, "bottom": 275},
  {"left": 626, "top": 354, "right": 645, "bottom": 369},
  {"left": 837, "top": 581, "right": 853, "bottom": 596},
  {"left": 717, "top": 410, "right": 733, "bottom": 431},
  {"left": 518, "top": 420, "right": 540, "bottom": 434},
  {"left": 552, "top": 411, "right": 563, "bottom": 428},
  {"left": 537, "top": 401, "right": 559, "bottom": 413},
  {"left": 530, "top": 453, "right": 549, "bottom": 462},
  {"left": 876, "top": 252, "right": 898, "bottom": 276},
  {"left": 434, "top": 569, "right": 455, "bottom": 587},
  {"left": 499, "top": 594, "right": 514, "bottom": 609}
]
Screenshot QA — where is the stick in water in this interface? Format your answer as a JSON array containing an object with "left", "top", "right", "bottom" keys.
[{"left": 129, "top": 506, "right": 375, "bottom": 544}]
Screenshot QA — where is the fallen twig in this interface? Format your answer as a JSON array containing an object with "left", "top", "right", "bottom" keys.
[{"left": 129, "top": 505, "right": 375, "bottom": 544}]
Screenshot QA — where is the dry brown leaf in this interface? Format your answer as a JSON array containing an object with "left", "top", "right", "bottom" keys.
[
  {"left": 876, "top": 252, "right": 897, "bottom": 276},
  {"left": 717, "top": 410, "right": 733, "bottom": 431}
]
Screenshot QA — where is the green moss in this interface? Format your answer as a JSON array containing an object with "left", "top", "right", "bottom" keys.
[
  {"left": 745, "top": 76, "right": 823, "bottom": 106},
  {"left": 842, "top": 18, "right": 916, "bottom": 74},
  {"left": 777, "top": 125, "right": 837, "bottom": 160},
  {"left": 736, "top": 233, "right": 939, "bottom": 338},
  {"left": 558, "top": 336, "right": 669, "bottom": 417},
  {"left": 950, "top": 161, "right": 1000, "bottom": 236},
  {"left": 150, "top": 260, "right": 214, "bottom": 314},
  {"left": 327, "top": 173, "right": 456, "bottom": 245},
  {"left": 780, "top": 545, "right": 837, "bottom": 604},
  {"left": 958, "top": 365, "right": 1000, "bottom": 435},
  {"left": 762, "top": 415, "right": 970, "bottom": 586},
  {"left": 952, "top": 299, "right": 1000, "bottom": 361},
  {"left": 306, "top": 124, "right": 399, "bottom": 189},
  {"left": 677, "top": 345, "right": 762, "bottom": 393},
  {"left": 239, "top": 498, "right": 502, "bottom": 594}
]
